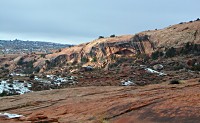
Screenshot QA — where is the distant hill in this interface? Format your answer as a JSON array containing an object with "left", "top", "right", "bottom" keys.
[{"left": 0, "top": 39, "right": 73, "bottom": 54}]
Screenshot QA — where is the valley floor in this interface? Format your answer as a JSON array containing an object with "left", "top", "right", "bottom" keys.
[{"left": 0, "top": 78, "right": 199, "bottom": 123}]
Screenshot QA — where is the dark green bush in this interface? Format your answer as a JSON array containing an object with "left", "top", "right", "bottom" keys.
[
  {"left": 151, "top": 51, "right": 163, "bottom": 60},
  {"left": 191, "top": 64, "right": 200, "bottom": 71},
  {"left": 165, "top": 47, "right": 176, "bottom": 57},
  {"left": 173, "top": 64, "right": 184, "bottom": 70},
  {"left": 29, "top": 74, "right": 35, "bottom": 80},
  {"left": 81, "top": 56, "right": 88, "bottom": 63},
  {"left": 34, "top": 67, "right": 40, "bottom": 73},
  {"left": 26, "top": 61, "right": 34, "bottom": 68},
  {"left": 40, "top": 54, "right": 46, "bottom": 58},
  {"left": 98, "top": 36, "right": 104, "bottom": 39},
  {"left": 45, "top": 60, "right": 50, "bottom": 64},
  {"left": 4, "top": 64, "right": 9, "bottom": 67},
  {"left": 170, "top": 80, "right": 180, "bottom": 84},
  {"left": 91, "top": 57, "right": 97, "bottom": 62},
  {"left": 17, "top": 58, "right": 24, "bottom": 65},
  {"left": 110, "top": 34, "right": 115, "bottom": 37}
]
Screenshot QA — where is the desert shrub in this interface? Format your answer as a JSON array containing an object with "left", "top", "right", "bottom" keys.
[
  {"left": 179, "top": 22, "right": 184, "bottom": 24},
  {"left": 0, "top": 90, "right": 9, "bottom": 97},
  {"left": 179, "top": 42, "right": 200, "bottom": 55},
  {"left": 173, "top": 64, "right": 184, "bottom": 70},
  {"left": 34, "top": 67, "right": 40, "bottom": 73},
  {"left": 109, "top": 62, "right": 119, "bottom": 69},
  {"left": 183, "top": 42, "right": 192, "bottom": 54},
  {"left": 81, "top": 56, "right": 88, "bottom": 63},
  {"left": 191, "top": 64, "right": 200, "bottom": 71},
  {"left": 110, "top": 34, "right": 115, "bottom": 37},
  {"left": 151, "top": 51, "right": 159, "bottom": 60},
  {"left": 26, "top": 61, "right": 34, "bottom": 68},
  {"left": 17, "top": 58, "right": 24, "bottom": 65},
  {"left": 29, "top": 74, "right": 35, "bottom": 80},
  {"left": 170, "top": 80, "right": 180, "bottom": 84},
  {"left": 23, "top": 68, "right": 34, "bottom": 74},
  {"left": 110, "top": 54, "right": 117, "bottom": 61},
  {"left": 165, "top": 47, "right": 176, "bottom": 57},
  {"left": 196, "top": 18, "right": 200, "bottom": 21},
  {"left": 98, "top": 36, "right": 104, "bottom": 39},
  {"left": 4, "top": 64, "right": 9, "bottom": 67},
  {"left": 40, "top": 54, "right": 46, "bottom": 58},
  {"left": 0, "top": 90, "right": 17, "bottom": 97},
  {"left": 45, "top": 60, "right": 50, "bottom": 64},
  {"left": 91, "top": 57, "right": 97, "bottom": 62},
  {"left": 151, "top": 51, "right": 164, "bottom": 60}
]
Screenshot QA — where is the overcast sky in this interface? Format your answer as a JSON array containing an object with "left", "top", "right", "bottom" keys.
[{"left": 0, "top": 0, "right": 199, "bottom": 44}]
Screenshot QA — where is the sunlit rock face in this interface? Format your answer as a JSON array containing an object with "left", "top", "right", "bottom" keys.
[{"left": 37, "top": 21, "right": 200, "bottom": 69}]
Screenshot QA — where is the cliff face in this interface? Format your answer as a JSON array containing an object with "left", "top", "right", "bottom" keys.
[
  {"left": 34, "top": 20, "right": 200, "bottom": 69},
  {"left": 41, "top": 34, "right": 155, "bottom": 68}
]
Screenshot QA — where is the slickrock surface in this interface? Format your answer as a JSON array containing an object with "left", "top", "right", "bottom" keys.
[{"left": 0, "top": 78, "right": 199, "bottom": 123}]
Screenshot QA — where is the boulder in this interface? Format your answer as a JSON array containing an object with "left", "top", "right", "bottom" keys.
[{"left": 153, "top": 64, "right": 164, "bottom": 70}]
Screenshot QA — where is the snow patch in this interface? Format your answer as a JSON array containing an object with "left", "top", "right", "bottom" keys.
[
  {"left": 145, "top": 68, "right": 167, "bottom": 76},
  {"left": 0, "top": 80, "right": 32, "bottom": 95},
  {"left": 0, "top": 112, "right": 23, "bottom": 118},
  {"left": 121, "top": 80, "right": 135, "bottom": 86}
]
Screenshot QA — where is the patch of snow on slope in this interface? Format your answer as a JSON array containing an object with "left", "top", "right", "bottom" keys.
[
  {"left": 0, "top": 80, "right": 32, "bottom": 95},
  {"left": 0, "top": 112, "right": 23, "bottom": 118},
  {"left": 121, "top": 80, "right": 135, "bottom": 86},
  {"left": 145, "top": 68, "right": 167, "bottom": 76}
]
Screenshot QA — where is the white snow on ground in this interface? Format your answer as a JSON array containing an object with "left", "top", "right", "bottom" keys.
[
  {"left": 0, "top": 80, "right": 32, "bottom": 95},
  {"left": 46, "top": 75, "right": 77, "bottom": 85},
  {"left": 0, "top": 74, "right": 77, "bottom": 96},
  {"left": 121, "top": 80, "right": 135, "bottom": 86},
  {"left": 0, "top": 112, "right": 23, "bottom": 118},
  {"left": 34, "top": 75, "right": 77, "bottom": 87},
  {"left": 10, "top": 73, "right": 28, "bottom": 77},
  {"left": 145, "top": 68, "right": 167, "bottom": 76}
]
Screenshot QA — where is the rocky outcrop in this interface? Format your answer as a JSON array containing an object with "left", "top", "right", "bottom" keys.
[
  {"left": 35, "top": 20, "right": 200, "bottom": 69},
  {"left": 3, "top": 20, "right": 197, "bottom": 72},
  {"left": 39, "top": 34, "right": 155, "bottom": 69},
  {"left": 142, "top": 20, "right": 200, "bottom": 48}
]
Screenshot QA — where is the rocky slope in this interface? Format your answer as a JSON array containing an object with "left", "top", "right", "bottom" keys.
[
  {"left": 1, "top": 20, "right": 200, "bottom": 73},
  {"left": 0, "top": 78, "right": 199, "bottom": 123},
  {"left": 0, "top": 20, "right": 200, "bottom": 123},
  {"left": 36, "top": 20, "right": 200, "bottom": 70}
]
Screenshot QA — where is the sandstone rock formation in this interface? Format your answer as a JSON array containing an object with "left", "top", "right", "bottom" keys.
[
  {"left": 1, "top": 20, "right": 200, "bottom": 73},
  {"left": 0, "top": 78, "right": 199, "bottom": 123},
  {"left": 35, "top": 20, "right": 200, "bottom": 70}
]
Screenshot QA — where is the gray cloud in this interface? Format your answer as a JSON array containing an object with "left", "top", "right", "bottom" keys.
[{"left": 0, "top": 0, "right": 199, "bottom": 44}]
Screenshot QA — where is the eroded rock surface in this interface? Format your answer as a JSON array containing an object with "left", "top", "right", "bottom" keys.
[
  {"left": 0, "top": 78, "right": 199, "bottom": 123},
  {"left": 33, "top": 20, "right": 200, "bottom": 70}
]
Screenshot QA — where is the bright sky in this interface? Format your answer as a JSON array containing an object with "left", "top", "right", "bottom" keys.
[{"left": 0, "top": 0, "right": 199, "bottom": 44}]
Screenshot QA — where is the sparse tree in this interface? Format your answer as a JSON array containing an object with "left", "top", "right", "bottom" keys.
[
  {"left": 110, "top": 34, "right": 115, "bottom": 38},
  {"left": 98, "top": 36, "right": 104, "bottom": 39},
  {"left": 165, "top": 47, "right": 176, "bottom": 57}
]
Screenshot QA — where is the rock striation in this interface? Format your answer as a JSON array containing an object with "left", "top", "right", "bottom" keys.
[{"left": 36, "top": 20, "right": 200, "bottom": 69}]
